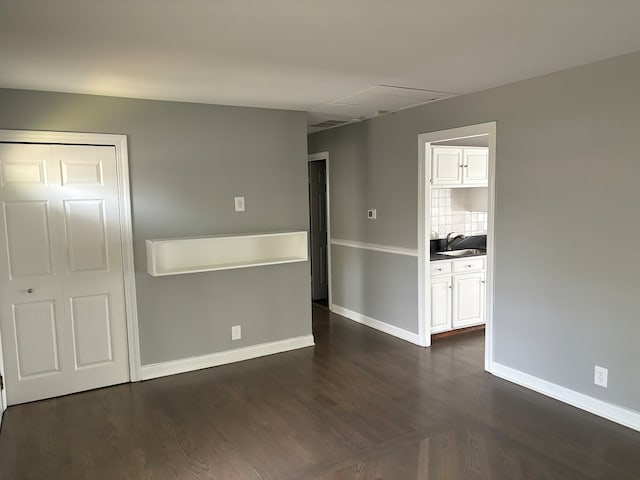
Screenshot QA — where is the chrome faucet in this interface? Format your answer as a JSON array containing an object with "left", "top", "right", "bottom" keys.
[{"left": 446, "top": 232, "right": 465, "bottom": 250}]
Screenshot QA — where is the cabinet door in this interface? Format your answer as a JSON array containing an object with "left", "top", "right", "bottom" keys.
[
  {"left": 431, "top": 147, "right": 462, "bottom": 186},
  {"left": 462, "top": 148, "right": 488, "bottom": 186},
  {"left": 453, "top": 271, "right": 485, "bottom": 328},
  {"left": 430, "top": 276, "right": 452, "bottom": 333}
]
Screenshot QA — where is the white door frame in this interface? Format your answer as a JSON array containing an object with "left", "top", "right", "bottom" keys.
[
  {"left": 307, "top": 152, "right": 332, "bottom": 308},
  {"left": 0, "top": 129, "right": 141, "bottom": 386},
  {"left": 417, "top": 122, "right": 496, "bottom": 371},
  {"left": 0, "top": 328, "right": 5, "bottom": 414}
]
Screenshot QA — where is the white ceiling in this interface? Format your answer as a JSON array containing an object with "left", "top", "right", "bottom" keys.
[{"left": 2, "top": 1, "right": 640, "bottom": 132}]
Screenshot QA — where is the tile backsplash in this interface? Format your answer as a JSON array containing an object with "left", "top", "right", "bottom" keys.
[{"left": 431, "top": 188, "right": 488, "bottom": 239}]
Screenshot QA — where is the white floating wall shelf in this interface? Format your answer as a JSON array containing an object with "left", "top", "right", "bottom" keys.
[{"left": 146, "top": 231, "right": 308, "bottom": 276}]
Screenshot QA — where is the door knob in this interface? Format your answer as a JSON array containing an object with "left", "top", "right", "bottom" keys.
[{"left": 26, "top": 288, "right": 33, "bottom": 294}]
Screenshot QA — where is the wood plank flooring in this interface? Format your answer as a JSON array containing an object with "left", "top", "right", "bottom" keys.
[{"left": 1, "top": 305, "right": 639, "bottom": 479}]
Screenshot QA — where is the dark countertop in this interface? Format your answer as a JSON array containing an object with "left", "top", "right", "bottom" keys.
[
  {"left": 430, "top": 234, "right": 487, "bottom": 261},
  {"left": 430, "top": 250, "right": 486, "bottom": 262}
]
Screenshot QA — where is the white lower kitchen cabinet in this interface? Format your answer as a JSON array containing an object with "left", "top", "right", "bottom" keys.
[
  {"left": 452, "top": 271, "right": 485, "bottom": 328},
  {"left": 430, "top": 275, "right": 453, "bottom": 333},
  {"left": 430, "top": 256, "right": 486, "bottom": 333}
]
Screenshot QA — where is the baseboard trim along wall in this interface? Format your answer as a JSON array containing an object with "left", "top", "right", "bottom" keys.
[
  {"left": 140, "top": 335, "right": 315, "bottom": 381},
  {"left": 330, "top": 238, "right": 418, "bottom": 257},
  {"left": 491, "top": 362, "right": 640, "bottom": 432},
  {"left": 331, "top": 304, "right": 424, "bottom": 346}
]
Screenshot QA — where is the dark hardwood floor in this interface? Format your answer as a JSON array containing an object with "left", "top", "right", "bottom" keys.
[{"left": 1, "top": 305, "right": 639, "bottom": 479}]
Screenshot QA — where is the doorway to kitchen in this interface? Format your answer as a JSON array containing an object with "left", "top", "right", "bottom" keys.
[
  {"left": 307, "top": 152, "right": 332, "bottom": 309},
  {"left": 418, "top": 122, "right": 496, "bottom": 372}
]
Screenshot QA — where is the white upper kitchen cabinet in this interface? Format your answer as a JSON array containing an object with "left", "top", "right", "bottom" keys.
[
  {"left": 431, "top": 146, "right": 488, "bottom": 187},
  {"left": 462, "top": 148, "right": 489, "bottom": 185},
  {"left": 431, "top": 147, "right": 463, "bottom": 186}
]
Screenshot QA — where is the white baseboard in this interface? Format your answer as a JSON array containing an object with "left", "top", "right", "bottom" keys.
[
  {"left": 491, "top": 362, "right": 640, "bottom": 432},
  {"left": 331, "top": 304, "right": 424, "bottom": 346},
  {"left": 141, "top": 335, "right": 315, "bottom": 381}
]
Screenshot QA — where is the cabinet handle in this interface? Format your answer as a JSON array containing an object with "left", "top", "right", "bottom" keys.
[
  {"left": 448, "top": 285, "right": 453, "bottom": 289},
  {"left": 466, "top": 264, "right": 472, "bottom": 268},
  {"left": 436, "top": 268, "right": 442, "bottom": 272},
  {"left": 481, "top": 280, "right": 486, "bottom": 284},
  {"left": 463, "top": 165, "right": 469, "bottom": 168},
  {"left": 26, "top": 288, "right": 34, "bottom": 294}
]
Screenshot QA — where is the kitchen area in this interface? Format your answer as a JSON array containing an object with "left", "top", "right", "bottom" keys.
[{"left": 428, "top": 137, "right": 489, "bottom": 336}]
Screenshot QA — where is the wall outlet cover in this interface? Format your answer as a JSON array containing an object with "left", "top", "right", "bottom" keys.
[
  {"left": 367, "top": 209, "right": 377, "bottom": 220},
  {"left": 234, "top": 196, "right": 245, "bottom": 212},
  {"left": 594, "top": 365, "right": 608, "bottom": 388},
  {"left": 231, "top": 325, "right": 242, "bottom": 340}
]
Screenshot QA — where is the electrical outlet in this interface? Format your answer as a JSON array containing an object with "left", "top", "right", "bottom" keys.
[
  {"left": 367, "top": 209, "right": 377, "bottom": 220},
  {"left": 231, "top": 325, "right": 241, "bottom": 340},
  {"left": 234, "top": 196, "right": 245, "bottom": 212},
  {"left": 594, "top": 365, "right": 608, "bottom": 388}
]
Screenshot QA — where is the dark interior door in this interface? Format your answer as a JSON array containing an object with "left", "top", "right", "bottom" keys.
[{"left": 308, "top": 160, "right": 328, "bottom": 301}]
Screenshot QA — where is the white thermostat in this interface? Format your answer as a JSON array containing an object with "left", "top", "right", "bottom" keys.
[
  {"left": 234, "top": 196, "right": 245, "bottom": 212},
  {"left": 367, "top": 209, "right": 377, "bottom": 220}
]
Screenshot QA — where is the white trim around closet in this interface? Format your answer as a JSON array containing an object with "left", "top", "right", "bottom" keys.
[{"left": 0, "top": 129, "right": 142, "bottom": 382}]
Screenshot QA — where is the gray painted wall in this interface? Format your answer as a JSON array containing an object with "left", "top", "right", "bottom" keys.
[
  {"left": 331, "top": 245, "right": 417, "bottom": 333},
  {"left": 309, "top": 52, "right": 640, "bottom": 412},
  {"left": 0, "top": 89, "right": 312, "bottom": 365}
]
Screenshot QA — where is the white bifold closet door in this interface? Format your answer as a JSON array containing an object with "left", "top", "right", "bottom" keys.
[{"left": 0, "top": 143, "right": 130, "bottom": 405}]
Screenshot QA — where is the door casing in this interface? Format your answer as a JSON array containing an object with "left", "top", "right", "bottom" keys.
[
  {"left": 417, "top": 122, "right": 496, "bottom": 371},
  {"left": 0, "top": 130, "right": 141, "bottom": 401},
  {"left": 0, "top": 334, "right": 5, "bottom": 416}
]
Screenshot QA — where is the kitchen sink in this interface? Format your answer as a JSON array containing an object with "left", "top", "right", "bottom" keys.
[{"left": 437, "top": 248, "right": 485, "bottom": 257}]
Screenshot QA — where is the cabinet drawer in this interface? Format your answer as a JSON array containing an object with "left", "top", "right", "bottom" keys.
[
  {"left": 431, "top": 261, "right": 452, "bottom": 276},
  {"left": 453, "top": 256, "right": 485, "bottom": 273}
]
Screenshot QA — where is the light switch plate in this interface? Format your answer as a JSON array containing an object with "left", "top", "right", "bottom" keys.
[
  {"left": 367, "top": 209, "right": 377, "bottom": 220},
  {"left": 231, "top": 325, "right": 241, "bottom": 340},
  {"left": 234, "top": 196, "right": 245, "bottom": 212}
]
